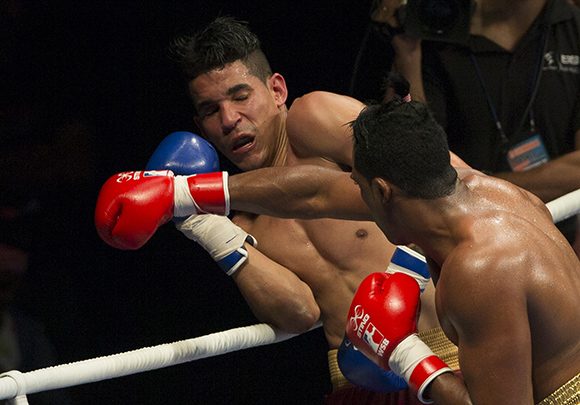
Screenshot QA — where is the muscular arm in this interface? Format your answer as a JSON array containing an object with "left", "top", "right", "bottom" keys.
[
  {"left": 225, "top": 89, "right": 468, "bottom": 221},
  {"left": 228, "top": 156, "right": 469, "bottom": 221},
  {"left": 230, "top": 239, "right": 320, "bottom": 333},
  {"left": 229, "top": 165, "right": 372, "bottom": 221},
  {"left": 431, "top": 254, "right": 535, "bottom": 403}
]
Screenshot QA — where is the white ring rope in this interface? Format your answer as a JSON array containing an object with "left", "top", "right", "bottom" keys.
[
  {"left": 0, "top": 323, "right": 319, "bottom": 401},
  {"left": 0, "top": 189, "right": 578, "bottom": 402},
  {"left": 546, "top": 188, "right": 580, "bottom": 223}
]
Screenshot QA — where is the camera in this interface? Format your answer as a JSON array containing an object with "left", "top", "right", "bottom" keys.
[{"left": 400, "top": 0, "right": 475, "bottom": 44}]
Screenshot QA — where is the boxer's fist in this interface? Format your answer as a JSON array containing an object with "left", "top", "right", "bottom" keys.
[
  {"left": 346, "top": 272, "right": 420, "bottom": 368},
  {"left": 95, "top": 170, "right": 229, "bottom": 250},
  {"left": 346, "top": 272, "right": 451, "bottom": 404},
  {"left": 95, "top": 171, "right": 175, "bottom": 250}
]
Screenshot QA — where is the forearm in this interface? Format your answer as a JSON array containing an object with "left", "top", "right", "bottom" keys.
[
  {"left": 232, "top": 243, "right": 320, "bottom": 333},
  {"left": 228, "top": 165, "right": 372, "bottom": 220},
  {"left": 493, "top": 150, "right": 580, "bottom": 202},
  {"left": 427, "top": 373, "right": 473, "bottom": 405},
  {"left": 391, "top": 35, "right": 426, "bottom": 103},
  {"left": 368, "top": 1, "right": 426, "bottom": 103}
]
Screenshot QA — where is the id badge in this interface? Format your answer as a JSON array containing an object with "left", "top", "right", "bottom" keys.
[{"left": 506, "top": 134, "right": 550, "bottom": 172}]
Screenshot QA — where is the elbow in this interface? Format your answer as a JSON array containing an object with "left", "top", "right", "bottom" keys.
[
  {"left": 274, "top": 301, "right": 321, "bottom": 334},
  {"left": 294, "top": 304, "right": 321, "bottom": 333}
]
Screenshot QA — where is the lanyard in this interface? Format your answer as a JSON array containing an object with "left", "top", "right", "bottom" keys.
[{"left": 469, "top": 27, "right": 550, "bottom": 151}]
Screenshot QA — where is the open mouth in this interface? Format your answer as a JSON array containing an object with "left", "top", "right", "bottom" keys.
[{"left": 232, "top": 135, "right": 254, "bottom": 153}]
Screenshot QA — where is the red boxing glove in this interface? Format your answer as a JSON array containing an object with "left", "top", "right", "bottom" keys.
[
  {"left": 346, "top": 272, "right": 420, "bottom": 366},
  {"left": 346, "top": 272, "right": 452, "bottom": 404},
  {"left": 95, "top": 170, "right": 229, "bottom": 250}
]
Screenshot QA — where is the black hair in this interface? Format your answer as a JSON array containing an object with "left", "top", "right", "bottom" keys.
[
  {"left": 170, "top": 16, "right": 272, "bottom": 83},
  {"left": 352, "top": 100, "right": 457, "bottom": 199}
]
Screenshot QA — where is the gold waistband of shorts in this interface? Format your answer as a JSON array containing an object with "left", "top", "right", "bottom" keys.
[
  {"left": 328, "top": 348, "right": 354, "bottom": 391},
  {"left": 536, "top": 372, "right": 580, "bottom": 405},
  {"left": 327, "top": 327, "right": 459, "bottom": 392}
]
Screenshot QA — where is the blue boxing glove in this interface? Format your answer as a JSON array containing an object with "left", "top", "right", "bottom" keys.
[
  {"left": 387, "top": 245, "right": 430, "bottom": 292},
  {"left": 337, "top": 337, "right": 408, "bottom": 392},
  {"left": 146, "top": 131, "right": 256, "bottom": 276},
  {"left": 146, "top": 131, "right": 220, "bottom": 175}
]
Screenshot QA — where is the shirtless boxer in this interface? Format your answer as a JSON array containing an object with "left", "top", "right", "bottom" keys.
[
  {"left": 94, "top": 16, "right": 461, "bottom": 402},
  {"left": 206, "top": 99, "right": 580, "bottom": 403},
  {"left": 343, "top": 100, "right": 580, "bottom": 404}
]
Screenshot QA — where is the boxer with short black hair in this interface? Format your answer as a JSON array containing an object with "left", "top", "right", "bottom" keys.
[
  {"left": 171, "top": 98, "right": 579, "bottom": 402},
  {"left": 95, "top": 16, "right": 465, "bottom": 403},
  {"left": 346, "top": 99, "right": 580, "bottom": 403}
]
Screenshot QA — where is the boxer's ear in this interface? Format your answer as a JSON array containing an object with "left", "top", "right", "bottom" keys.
[
  {"left": 268, "top": 73, "right": 288, "bottom": 108},
  {"left": 371, "top": 177, "right": 392, "bottom": 206}
]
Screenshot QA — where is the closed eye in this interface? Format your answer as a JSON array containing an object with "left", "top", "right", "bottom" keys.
[
  {"left": 199, "top": 105, "right": 219, "bottom": 118},
  {"left": 234, "top": 93, "right": 249, "bottom": 101}
]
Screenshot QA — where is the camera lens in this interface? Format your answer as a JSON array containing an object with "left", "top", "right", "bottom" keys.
[{"left": 416, "top": 0, "right": 460, "bottom": 34}]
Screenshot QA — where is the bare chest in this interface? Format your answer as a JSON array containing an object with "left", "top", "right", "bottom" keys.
[{"left": 237, "top": 214, "right": 393, "bottom": 282}]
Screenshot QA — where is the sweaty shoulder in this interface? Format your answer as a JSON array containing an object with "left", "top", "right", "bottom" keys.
[
  {"left": 286, "top": 91, "right": 365, "bottom": 165},
  {"left": 458, "top": 169, "right": 551, "bottom": 219},
  {"left": 438, "top": 241, "right": 526, "bottom": 324}
]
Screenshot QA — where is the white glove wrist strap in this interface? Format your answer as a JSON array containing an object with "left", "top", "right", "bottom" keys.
[
  {"left": 388, "top": 334, "right": 430, "bottom": 380},
  {"left": 173, "top": 176, "right": 199, "bottom": 217},
  {"left": 389, "top": 334, "right": 452, "bottom": 404},
  {"left": 176, "top": 214, "right": 256, "bottom": 276}
]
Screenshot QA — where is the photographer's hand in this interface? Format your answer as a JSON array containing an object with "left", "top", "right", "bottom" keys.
[
  {"left": 370, "top": 0, "right": 404, "bottom": 25},
  {"left": 370, "top": 1, "right": 426, "bottom": 103}
]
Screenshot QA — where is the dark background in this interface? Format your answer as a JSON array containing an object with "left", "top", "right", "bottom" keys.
[{"left": 1, "top": 0, "right": 375, "bottom": 403}]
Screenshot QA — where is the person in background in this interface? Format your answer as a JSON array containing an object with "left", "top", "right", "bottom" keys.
[{"left": 351, "top": 0, "right": 580, "bottom": 255}]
